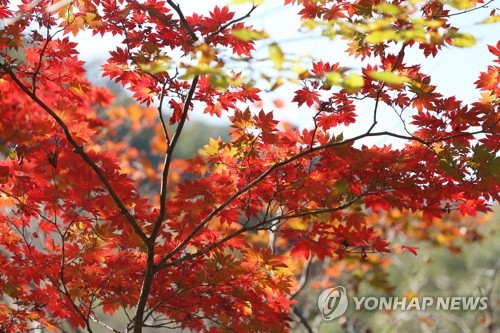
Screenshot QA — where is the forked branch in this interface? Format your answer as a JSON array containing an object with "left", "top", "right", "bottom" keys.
[{"left": 0, "top": 63, "right": 148, "bottom": 243}]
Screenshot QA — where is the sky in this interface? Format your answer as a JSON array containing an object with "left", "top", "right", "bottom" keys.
[{"left": 76, "top": 0, "right": 499, "bottom": 146}]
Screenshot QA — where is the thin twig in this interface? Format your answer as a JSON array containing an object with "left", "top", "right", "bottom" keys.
[
  {"left": 367, "top": 43, "right": 407, "bottom": 133},
  {"left": 435, "top": 0, "right": 495, "bottom": 18},
  {"left": 151, "top": 75, "right": 199, "bottom": 239},
  {"left": 0, "top": 63, "right": 147, "bottom": 243},
  {"left": 206, "top": 4, "right": 258, "bottom": 42},
  {"left": 158, "top": 196, "right": 363, "bottom": 269},
  {"left": 155, "top": 123, "right": 493, "bottom": 268},
  {"left": 292, "top": 256, "right": 312, "bottom": 299}
]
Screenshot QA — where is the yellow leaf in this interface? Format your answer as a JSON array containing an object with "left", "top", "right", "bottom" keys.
[
  {"left": 231, "top": 28, "right": 269, "bottom": 42},
  {"left": 368, "top": 71, "right": 410, "bottom": 86},
  {"left": 268, "top": 43, "right": 285, "bottom": 70},
  {"left": 447, "top": 0, "right": 476, "bottom": 10},
  {"left": 403, "top": 290, "right": 419, "bottom": 300},
  {"left": 139, "top": 57, "right": 171, "bottom": 74},
  {"left": 482, "top": 15, "right": 500, "bottom": 24},
  {"left": 365, "top": 30, "right": 397, "bottom": 44},
  {"left": 325, "top": 71, "right": 342, "bottom": 87},
  {"left": 342, "top": 74, "right": 364, "bottom": 93},
  {"left": 63, "top": 15, "right": 85, "bottom": 36},
  {"left": 270, "top": 77, "right": 284, "bottom": 91},
  {"left": 451, "top": 33, "right": 476, "bottom": 48},
  {"left": 242, "top": 301, "right": 253, "bottom": 315},
  {"left": 375, "top": 3, "right": 402, "bottom": 15},
  {"left": 0, "top": 304, "right": 10, "bottom": 314},
  {"left": 201, "top": 137, "right": 222, "bottom": 156},
  {"left": 195, "top": 43, "right": 216, "bottom": 64},
  {"left": 433, "top": 143, "right": 444, "bottom": 154}
]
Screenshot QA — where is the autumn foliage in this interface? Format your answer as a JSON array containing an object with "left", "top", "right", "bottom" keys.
[{"left": 0, "top": 0, "right": 499, "bottom": 332}]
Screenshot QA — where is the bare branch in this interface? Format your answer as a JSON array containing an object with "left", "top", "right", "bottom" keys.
[
  {"left": 435, "top": 0, "right": 495, "bottom": 17},
  {"left": 152, "top": 75, "right": 199, "bottom": 239},
  {"left": 166, "top": 0, "right": 198, "bottom": 42},
  {"left": 292, "top": 256, "right": 312, "bottom": 299},
  {"left": 293, "top": 307, "right": 314, "bottom": 333},
  {"left": 367, "top": 43, "right": 407, "bottom": 133},
  {"left": 157, "top": 81, "right": 171, "bottom": 146},
  {"left": 89, "top": 316, "right": 124, "bottom": 333}
]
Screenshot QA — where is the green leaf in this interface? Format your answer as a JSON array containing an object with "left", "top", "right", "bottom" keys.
[
  {"left": 365, "top": 30, "right": 396, "bottom": 44},
  {"left": 334, "top": 179, "right": 350, "bottom": 195},
  {"left": 486, "top": 157, "right": 500, "bottom": 180},
  {"left": 446, "top": 0, "right": 476, "bottom": 9},
  {"left": 268, "top": 43, "right": 285, "bottom": 70},
  {"left": 8, "top": 150, "right": 16, "bottom": 160},
  {"left": 375, "top": 3, "right": 402, "bottom": 15},
  {"left": 325, "top": 71, "right": 341, "bottom": 87},
  {"left": 342, "top": 74, "right": 364, "bottom": 93},
  {"left": 138, "top": 57, "right": 171, "bottom": 74},
  {"left": 450, "top": 33, "right": 476, "bottom": 48},
  {"left": 368, "top": 71, "right": 410, "bottom": 86},
  {"left": 231, "top": 29, "right": 269, "bottom": 42},
  {"left": 482, "top": 15, "right": 500, "bottom": 24},
  {"left": 209, "top": 74, "right": 231, "bottom": 90},
  {"left": 399, "top": 29, "right": 427, "bottom": 42}
]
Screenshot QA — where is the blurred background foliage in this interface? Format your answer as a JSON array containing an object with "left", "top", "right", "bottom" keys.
[{"left": 292, "top": 208, "right": 499, "bottom": 333}]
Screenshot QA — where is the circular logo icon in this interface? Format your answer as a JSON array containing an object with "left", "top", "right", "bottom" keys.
[{"left": 317, "top": 286, "right": 348, "bottom": 320}]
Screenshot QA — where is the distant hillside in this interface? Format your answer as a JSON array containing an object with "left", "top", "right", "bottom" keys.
[
  {"left": 170, "top": 121, "right": 230, "bottom": 159},
  {"left": 84, "top": 61, "right": 230, "bottom": 160}
]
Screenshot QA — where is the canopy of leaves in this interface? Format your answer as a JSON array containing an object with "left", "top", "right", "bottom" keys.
[{"left": 0, "top": 0, "right": 498, "bottom": 332}]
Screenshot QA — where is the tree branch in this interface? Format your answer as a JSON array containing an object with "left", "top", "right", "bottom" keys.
[
  {"left": 206, "top": 4, "right": 258, "bottom": 42},
  {"left": 166, "top": 0, "right": 198, "bottom": 42},
  {"left": 291, "top": 256, "right": 312, "bottom": 299},
  {"left": 0, "top": 63, "right": 148, "bottom": 243},
  {"left": 151, "top": 75, "right": 199, "bottom": 239},
  {"left": 367, "top": 43, "right": 407, "bottom": 133},
  {"left": 157, "top": 196, "right": 362, "bottom": 270},
  {"left": 90, "top": 316, "right": 124, "bottom": 333},
  {"left": 435, "top": 0, "right": 495, "bottom": 18},
  {"left": 293, "top": 307, "right": 314, "bottom": 333},
  {"left": 149, "top": 0, "right": 203, "bottom": 241},
  {"left": 156, "top": 124, "right": 491, "bottom": 267}
]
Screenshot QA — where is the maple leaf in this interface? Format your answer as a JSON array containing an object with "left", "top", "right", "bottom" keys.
[
  {"left": 290, "top": 238, "right": 311, "bottom": 259},
  {"left": 0, "top": 1, "right": 497, "bottom": 332},
  {"left": 487, "top": 41, "right": 500, "bottom": 62},
  {"left": 401, "top": 245, "right": 419, "bottom": 256},
  {"left": 292, "top": 88, "right": 320, "bottom": 107},
  {"left": 316, "top": 111, "right": 356, "bottom": 129},
  {"left": 102, "top": 300, "right": 121, "bottom": 315},
  {"left": 0, "top": 166, "right": 8, "bottom": 184},
  {"left": 210, "top": 5, "right": 235, "bottom": 24},
  {"left": 475, "top": 66, "right": 499, "bottom": 92}
]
